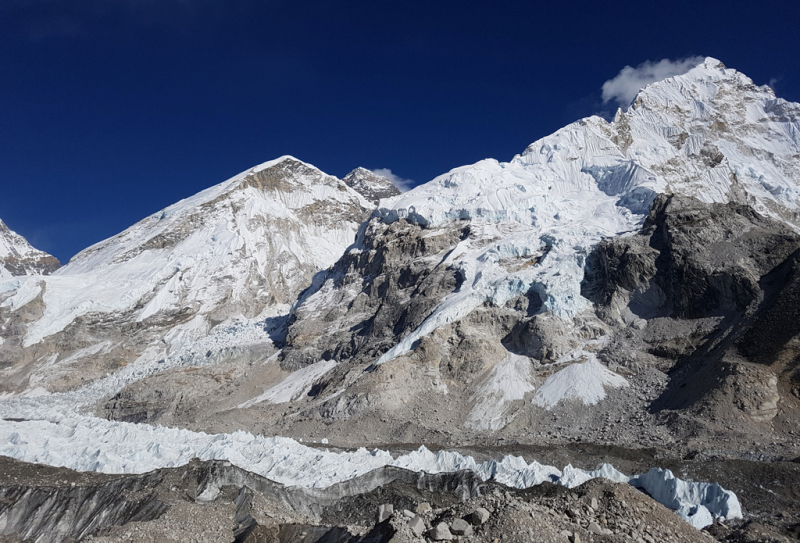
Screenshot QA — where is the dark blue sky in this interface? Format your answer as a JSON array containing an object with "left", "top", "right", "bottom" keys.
[{"left": 2, "top": 0, "right": 798, "bottom": 263}]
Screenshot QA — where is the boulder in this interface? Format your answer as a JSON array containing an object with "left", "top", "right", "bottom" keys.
[
  {"left": 468, "top": 507, "right": 490, "bottom": 525},
  {"left": 416, "top": 502, "right": 432, "bottom": 515},
  {"left": 408, "top": 516, "right": 425, "bottom": 537},
  {"left": 450, "top": 518, "right": 473, "bottom": 536},
  {"left": 428, "top": 522, "right": 453, "bottom": 541}
]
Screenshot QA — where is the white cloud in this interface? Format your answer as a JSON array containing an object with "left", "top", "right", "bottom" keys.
[
  {"left": 602, "top": 56, "right": 705, "bottom": 107},
  {"left": 370, "top": 168, "right": 415, "bottom": 192},
  {"left": 768, "top": 77, "right": 780, "bottom": 91}
]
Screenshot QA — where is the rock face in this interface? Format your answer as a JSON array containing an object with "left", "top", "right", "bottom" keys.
[
  {"left": 583, "top": 195, "right": 800, "bottom": 322},
  {"left": 0, "top": 218, "right": 60, "bottom": 278},
  {"left": 583, "top": 194, "right": 800, "bottom": 429},
  {"left": 280, "top": 218, "right": 469, "bottom": 371}
]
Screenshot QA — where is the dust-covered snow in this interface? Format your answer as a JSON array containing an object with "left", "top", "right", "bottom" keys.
[
  {"left": 238, "top": 359, "right": 337, "bottom": 407},
  {"left": 465, "top": 352, "right": 537, "bottom": 431},
  {"left": 533, "top": 355, "right": 629, "bottom": 409}
]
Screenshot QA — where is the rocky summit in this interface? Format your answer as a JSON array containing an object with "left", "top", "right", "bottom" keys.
[{"left": 1, "top": 58, "right": 800, "bottom": 542}]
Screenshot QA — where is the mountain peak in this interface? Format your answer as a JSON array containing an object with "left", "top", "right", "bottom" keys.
[
  {"left": 0, "top": 219, "right": 60, "bottom": 278},
  {"left": 632, "top": 55, "right": 761, "bottom": 109},
  {"left": 342, "top": 167, "right": 401, "bottom": 204}
]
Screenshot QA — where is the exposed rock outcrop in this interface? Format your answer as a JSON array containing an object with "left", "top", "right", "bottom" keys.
[{"left": 583, "top": 195, "right": 800, "bottom": 431}]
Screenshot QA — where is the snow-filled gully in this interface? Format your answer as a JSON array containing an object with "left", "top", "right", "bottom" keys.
[{"left": 0, "top": 411, "right": 740, "bottom": 529}]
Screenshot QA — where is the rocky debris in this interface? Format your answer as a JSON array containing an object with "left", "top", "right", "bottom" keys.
[{"left": 2, "top": 445, "right": 800, "bottom": 542}]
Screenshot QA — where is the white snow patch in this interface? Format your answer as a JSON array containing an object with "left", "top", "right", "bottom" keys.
[
  {"left": 532, "top": 355, "right": 628, "bottom": 409},
  {"left": 238, "top": 359, "right": 337, "bottom": 407}
]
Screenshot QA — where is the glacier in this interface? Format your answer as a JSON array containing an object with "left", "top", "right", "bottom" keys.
[{"left": 0, "top": 413, "right": 740, "bottom": 529}]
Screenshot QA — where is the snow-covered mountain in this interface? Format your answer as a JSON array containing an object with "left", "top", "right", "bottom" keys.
[
  {"left": 3, "top": 57, "right": 798, "bottom": 426},
  {"left": 0, "top": 156, "right": 373, "bottom": 394},
  {"left": 361, "top": 56, "right": 800, "bottom": 359},
  {"left": 239, "top": 57, "right": 800, "bottom": 447},
  {"left": 0, "top": 219, "right": 59, "bottom": 279},
  {"left": 0, "top": 57, "right": 797, "bottom": 537}
]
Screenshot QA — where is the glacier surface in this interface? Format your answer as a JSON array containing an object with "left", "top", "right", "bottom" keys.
[{"left": 0, "top": 412, "right": 739, "bottom": 529}]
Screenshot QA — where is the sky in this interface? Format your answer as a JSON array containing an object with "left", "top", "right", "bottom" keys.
[{"left": 1, "top": 0, "right": 799, "bottom": 263}]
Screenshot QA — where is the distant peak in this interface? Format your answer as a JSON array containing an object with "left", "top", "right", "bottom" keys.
[
  {"left": 347, "top": 166, "right": 374, "bottom": 176},
  {"left": 342, "top": 167, "right": 401, "bottom": 204},
  {"left": 248, "top": 155, "right": 318, "bottom": 175},
  {"left": 0, "top": 217, "right": 60, "bottom": 276}
]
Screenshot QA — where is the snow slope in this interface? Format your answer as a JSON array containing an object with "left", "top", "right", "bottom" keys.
[
  {"left": 533, "top": 354, "right": 629, "bottom": 409},
  {"left": 465, "top": 353, "right": 536, "bottom": 431},
  {"left": 372, "top": 58, "right": 800, "bottom": 372}
]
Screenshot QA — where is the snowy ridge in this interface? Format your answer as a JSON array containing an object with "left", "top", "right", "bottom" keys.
[
  {"left": 373, "top": 57, "right": 800, "bottom": 366},
  {"left": 0, "top": 414, "right": 740, "bottom": 529}
]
